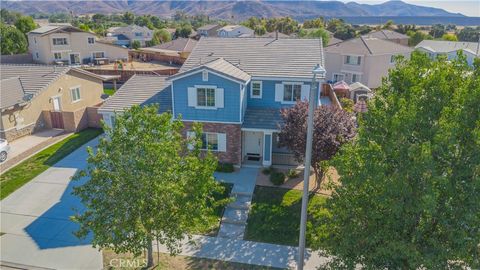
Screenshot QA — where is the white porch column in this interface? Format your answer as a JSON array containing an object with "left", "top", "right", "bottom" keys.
[{"left": 262, "top": 131, "right": 273, "bottom": 166}]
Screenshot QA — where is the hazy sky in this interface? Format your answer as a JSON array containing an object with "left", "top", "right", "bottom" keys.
[{"left": 338, "top": 0, "right": 480, "bottom": 17}]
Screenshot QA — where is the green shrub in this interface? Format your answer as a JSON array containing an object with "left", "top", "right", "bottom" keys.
[
  {"left": 262, "top": 166, "right": 276, "bottom": 175},
  {"left": 216, "top": 162, "right": 234, "bottom": 173},
  {"left": 287, "top": 169, "right": 299, "bottom": 179},
  {"left": 270, "top": 172, "right": 286, "bottom": 186}
]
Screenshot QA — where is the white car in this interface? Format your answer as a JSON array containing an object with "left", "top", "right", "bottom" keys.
[{"left": 0, "top": 139, "right": 10, "bottom": 162}]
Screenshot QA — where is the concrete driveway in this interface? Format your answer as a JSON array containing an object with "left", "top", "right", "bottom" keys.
[{"left": 0, "top": 138, "right": 102, "bottom": 270}]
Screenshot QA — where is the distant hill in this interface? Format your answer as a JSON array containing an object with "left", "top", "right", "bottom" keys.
[{"left": 2, "top": 0, "right": 466, "bottom": 21}]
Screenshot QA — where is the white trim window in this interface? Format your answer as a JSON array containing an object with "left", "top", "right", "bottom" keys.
[
  {"left": 202, "top": 71, "right": 208, "bottom": 81},
  {"left": 53, "top": 52, "right": 62, "bottom": 60},
  {"left": 351, "top": 74, "right": 361, "bottom": 83},
  {"left": 187, "top": 131, "right": 226, "bottom": 152},
  {"left": 283, "top": 83, "right": 302, "bottom": 102},
  {"left": 52, "top": 37, "right": 68, "bottom": 45},
  {"left": 345, "top": 55, "right": 361, "bottom": 65},
  {"left": 87, "top": 37, "right": 95, "bottom": 44},
  {"left": 251, "top": 81, "right": 262, "bottom": 98},
  {"left": 332, "top": 73, "right": 345, "bottom": 82},
  {"left": 70, "top": 86, "right": 81, "bottom": 102},
  {"left": 197, "top": 87, "right": 216, "bottom": 107},
  {"left": 92, "top": 52, "right": 105, "bottom": 59}
]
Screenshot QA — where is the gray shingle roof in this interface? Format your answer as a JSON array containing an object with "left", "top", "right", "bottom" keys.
[
  {"left": 325, "top": 36, "right": 412, "bottom": 55},
  {"left": 242, "top": 108, "right": 283, "bottom": 130},
  {"left": 366, "top": 30, "right": 409, "bottom": 40},
  {"left": 415, "top": 40, "right": 480, "bottom": 56},
  {"left": 180, "top": 37, "right": 324, "bottom": 79},
  {"left": 0, "top": 65, "right": 105, "bottom": 104},
  {"left": 99, "top": 75, "right": 171, "bottom": 113},
  {"left": 0, "top": 77, "right": 27, "bottom": 109},
  {"left": 151, "top": 38, "right": 198, "bottom": 53}
]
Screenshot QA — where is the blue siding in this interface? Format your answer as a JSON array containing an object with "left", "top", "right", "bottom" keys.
[
  {"left": 246, "top": 80, "right": 321, "bottom": 109},
  {"left": 264, "top": 134, "right": 272, "bottom": 161},
  {"left": 241, "top": 84, "right": 248, "bottom": 122},
  {"left": 173, "top": 72, "right": 241, "bottom": 122}
]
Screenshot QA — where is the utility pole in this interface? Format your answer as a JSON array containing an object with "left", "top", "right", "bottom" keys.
[{"left": 297, "top": 64, "right": 325, "bottom": 270}]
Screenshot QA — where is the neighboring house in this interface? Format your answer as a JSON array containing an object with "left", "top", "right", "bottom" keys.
[
  {"left": 104, "top": 33, "right": 131, "bottom": 47},
  {"left": 325, "top": 36, "right": 412, "bottom": 88},
  {"left": 28, "top": 25, "right": 129, "bottom": 65},
  {"left": 217, "top": 25, "right": 254, "bottom": 38},
  {"left": 100, "top": 37, "right": 327, "bottom": 167},
  {"left": 365, "top": 30, "right": 409, "bottom": 46},
  {"left": 130, "top": 38, "right": 198, "bottom": 65},
  {"left": 0, "top": 64, "right": 107, "bottom": 141},
  {"left": 415, "top": 40, "right": 480, "bottom": 66},
  {"left": 107, "top": 25, "right": 154, "bottom": 47},
  {"left": 197, "top": 24, "right": 222, "bottom": 37}
]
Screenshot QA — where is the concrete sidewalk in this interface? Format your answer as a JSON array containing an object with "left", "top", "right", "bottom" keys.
[{"left": 154, "top": 234, "right": 330, "bottom": 269}]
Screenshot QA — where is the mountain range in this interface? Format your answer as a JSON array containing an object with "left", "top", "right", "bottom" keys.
[{"left": 2, "top": 0, "right": 466, "bottom": 21}]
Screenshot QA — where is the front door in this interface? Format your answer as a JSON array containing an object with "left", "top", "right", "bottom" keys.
[
  {"left": 69, "top": 53, "right": 80, "bottom": 65},
  {"left": 245, "top": 131, "right": 263, "bottom": 156},
  {"left": 52, "top": 96, "right": 61, "bottom": 111}
]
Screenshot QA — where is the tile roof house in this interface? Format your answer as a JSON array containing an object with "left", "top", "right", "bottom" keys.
[
  {"left": 217, "top": 25, "right": 254, "bottom": 38},
  {"left": 415, "top": 40, "right": 480, "bottom": 66},
  {"left": 197, "top": 24, "right": 223, "bottom": 38},
  {"left": 28, "top": 24, "right": 129, "bottom": 65},
  {"left": 325, "top": 36, "right": 412, "bottom": 88},
  {"left": 0, "top": 65, "right": 107, "bottom": 141},
  {"left": 99, "top": 37, "right": 329, "bottom": 167},
  {"left": 107, "top": 25, "right": 154, "bottom": 47},
  {"left": 365, "top": 30, "right": 409, "bottom": 46}
]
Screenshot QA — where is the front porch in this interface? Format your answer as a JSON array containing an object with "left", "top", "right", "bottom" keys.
[{"left": 241, "top": 130, "right": 298, "bottom": 167}]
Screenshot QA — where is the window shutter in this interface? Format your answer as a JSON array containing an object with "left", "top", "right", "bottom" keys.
[
  {"left": 215, "top": 88, "right": 224, "bottom": 108},
  {"left": 186, "top": 131, "right": 195, "bottom": 150},
  {"left": 217, "top": 133, "right": 227, "bottom": 152},
  {"left": 275, "top": 84, "right": 283, "bottom": 102},
  {"left": 301, "top": 84, "right": 310, "bottom": 101},
  {"left": 187, "top": 87, "right": 196, "bottom": 107}
]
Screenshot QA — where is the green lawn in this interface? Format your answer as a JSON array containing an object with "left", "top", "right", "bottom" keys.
[
  {"left": 244, "top": 186, "right": 329, "bottom": 247},
  {"left": 191, "top": 182, "right": 233, "bottom": 235},
  {"left": 0, "top": 128, "right": 103, "bottom": 200},
  {"left": 104, "top": 88, "right": 115, "bottom": 96}
]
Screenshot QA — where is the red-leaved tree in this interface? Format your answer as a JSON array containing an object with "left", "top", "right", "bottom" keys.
[{"left": 278, "top": 101, "right": 356, "bottom": 183}]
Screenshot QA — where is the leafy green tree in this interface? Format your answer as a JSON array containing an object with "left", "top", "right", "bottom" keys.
[
  {"left": 339, "top": 98, "right": 354, "bottom": 113},
  {"left": 429, "top": 24, "right": 446, "bottom": 39},
  {"left": 442, "top": 33, "right": 458, "bottom": 41},
  {"left": 382, "top": 19, "right": 394, "bottom": 30},
  {"left": 333, "top": 24, "right": 355, "bottom": 40},
  {"left": 149, "top": 16, "right": 165, "bottom": 29},
  {"left": 457, "top": 26, "right": 480, "bottom": 42},
  {"left": 92, "top": 13, "right": 108, "bottom": 24},
  {"left": 175, "top": 24, "right": 192, "bottom": 38},
  {"left": 326, "top": 18, "right": 345, "bottom": 33},
  {"left": 1, "top": 9, "right": 22, "bottom": 24},
  {"left": 131, "top": 40, "right": 141, "bottom": 49},
  {"left": 254, "top": 25, "right": 267, "bottom": 36},
  {"left": 78, "top": 23, "right": 91, "bottom": 32},
  {"left": 154, "top": 28, "right": 172, "bottom": 43},
  {"left": 134, "top": 15, "right": 154, "bottom": 29},
  {"left": 0, "top": 23, "right": 28, "bottom": 54},
  {"left": 72, "top": 105, "right": 226, "bottom": 268},
  {"left": 355, "top": 25, "right": 372, "bottom": 36},
  {"left": 145, "top": 33, "right": 160, "bottom": 47},
  {"left": 316, "top": 52, "right": 480, "bottom": 269},
  {"left": 14, "top": 16, "right": 36, "bottom": 34},
  {"left": 122, "top": 11, "right": 135, "bottom": 25},
  {"left": 303, "top": 28, "right": 330, "bottom": 47},
  {"left": 303, "top": 17, "right": 324, "bottom": 29},
  {"left": 407, "top": 30, "right": 433, "bottom": 46},
  {"left": 395, "top": 24, "right": 416, "bottom": 34}
]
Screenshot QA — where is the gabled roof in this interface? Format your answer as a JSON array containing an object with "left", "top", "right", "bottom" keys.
[
  {"left": 151, "top": 38, "right": 198, "bottom": 53},
  {"left": 218, "top": 25, "right": 244, "bottom": 32},
  {"left": 28, "top": 24, "right": 84, "bottom": 36},
  {"left": 169, "top": 58, "right": 251, "bottom": 83},
  {"left": 180, "top": 37, "right": 324, "bottom": 79},
  {"left": 325, "top": 36, "right": 412, "bottom": 55},
  {"left": 0, "top": 64, "right": 106, "bottom": 108},
  {"left": 415, "top": 40, "right": 480, "bottom": 56},
  {"left": 110, "top": 25, "right": 152, "bottom": 33},
  {"left": 99, "top": 75, "right": 171, "bottom": 113},
  {"left": 366, "top": 30, "right": 409, "bottom": 40},
  {"left": 0, "top": 77, "right": 27, "bottom": 109},
  {"left": 198, "top": 24, "right": 221, "bottom": 31}
]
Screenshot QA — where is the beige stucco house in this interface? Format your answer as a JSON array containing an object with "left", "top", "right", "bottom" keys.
[
  {"left": 0, "top": 65, "right": 106, "bottom": 141},
  {"left": 28, "top": 25, "right": 129, "bottom": 65},
  {"left": 107, "top": 25, "right": 154, "bottom": 47},
  {"left": 325, "top": 36, "right": 413, "bottom": 89}
]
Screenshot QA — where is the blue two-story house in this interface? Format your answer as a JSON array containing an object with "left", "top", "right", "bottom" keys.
[{"left": 100, "top": 37, "right": 329, "bottom": 167}]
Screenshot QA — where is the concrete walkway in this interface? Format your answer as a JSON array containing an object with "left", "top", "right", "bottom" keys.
[
  {"left": 214, "top": 168, "right": 257, "bottom": 239},
  {"left": 0, "top": 138, "right": 102, "bottom": 270},
  {"left": 0, "top": 129, "right": 68, "bottom": 173},
  {"left": 154, "top": 234, "right": 330, "bottom": 269}
]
